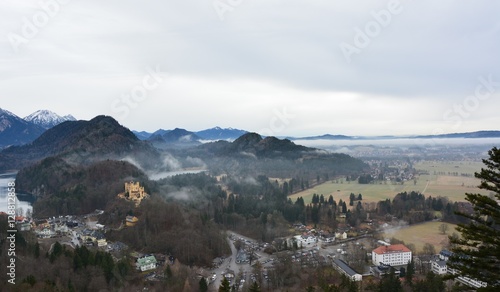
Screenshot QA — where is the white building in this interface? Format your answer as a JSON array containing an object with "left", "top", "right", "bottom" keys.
[
  {"left": 294, "top": 235, "right": 317, "bottom": 247},
  {"left": 431, "top": 259, "right": 448, "bottom": 275},
  {"left": 372, "top": 244, "right": 412, "bottom": 266},
  {"left": 335, "top": 232, "right": 348, "bottom": 239}
]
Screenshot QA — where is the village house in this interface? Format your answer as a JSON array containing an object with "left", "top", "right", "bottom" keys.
[
  {"left": 137, "top": 255, "right": 157, "bottom": 272},
  {"left": 17, "top": 221, "right": 32, "bottom": 231},
  {"left": 335, "top": 232, "right": 348, "bottom": 240},
  {"left": 54, "top": 223, "right": 70, "bottom": 235},
  {"left": 19, "top": 222, "right": 32, "bottom": 231},
  {"left": 431, "top": 258, "right": 448, "bottom": 275},
  {"left": 81, "top": 229, "right": 107, "bottom": 247},
  {"left": 35, "top": 227, "right": 56, "bottom": 238},
  {"left": 126, "top": 215, "right": 139, "bottom": 227},
  {"left": 294, "top": 234, "right": 317, "bottom": 247}
]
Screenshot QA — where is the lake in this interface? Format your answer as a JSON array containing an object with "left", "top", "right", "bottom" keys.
[{"left": 0, "top": 172, "right": 33, "bottom": 216}]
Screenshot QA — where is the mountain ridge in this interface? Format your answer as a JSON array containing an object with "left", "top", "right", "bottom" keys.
[
  {"left": 197, "top": 132, "right": 312, "bottom": 159},
  {"left": 0, "top": 115, "right": 161, "bottom": 172}
]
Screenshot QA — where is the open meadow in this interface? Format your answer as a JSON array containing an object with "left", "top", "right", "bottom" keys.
[
  {"left": 382, "top": 221, "right": 458, "bottom": 253},
  {"left": 288, "top": 160, "right": 490, "bottom": 204}
]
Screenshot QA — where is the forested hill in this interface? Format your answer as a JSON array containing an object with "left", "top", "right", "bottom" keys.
[
  {"left": 0, "top": 115, "right": 161, "bottom": 172},
  {"left": 16, "top": 158, "right": 148, "bottom": 217},
  {"left": 198, "top": 132, "right": 311, "bottom": 158},
  {"left": 191, "top": 132, "right": 368, "bottom": 178}
]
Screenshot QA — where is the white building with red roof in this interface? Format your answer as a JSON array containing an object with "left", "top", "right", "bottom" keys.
[{"left": 372, "top": 244, "right": 412, "bottom": 266}]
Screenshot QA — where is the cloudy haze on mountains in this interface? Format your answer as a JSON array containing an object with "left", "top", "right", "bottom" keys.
[{"left": 1, "top": 0, "right": 499, "bottom": 136}]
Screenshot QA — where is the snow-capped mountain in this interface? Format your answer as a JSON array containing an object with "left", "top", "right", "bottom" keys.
[
  {"left": 195, "top": 126, "right": 247, "bottom": 140},
  {"left": 133, "top": 127, "right": 248, "bottom": 141},
  {"left": 24, "top": 110, "right": 76, "bottom": 129},
  {"left": 0, "top": 108, "right": 45, "bottom": 149}
]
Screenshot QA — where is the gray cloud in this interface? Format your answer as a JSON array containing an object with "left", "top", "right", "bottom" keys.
[{"left": 1, "top": 0, "right": 499, "bottom": 136}]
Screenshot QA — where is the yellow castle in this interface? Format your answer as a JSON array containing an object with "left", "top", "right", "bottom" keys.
[{"left": 117, "top": 181, "right": 149, "bottom": 206}]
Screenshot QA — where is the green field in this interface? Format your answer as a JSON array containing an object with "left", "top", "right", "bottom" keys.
[
  {"left": 382, "top": 221, "right": 458, "bottom": 253},
  {"left": 289, "top": 160, "right": 489, "bottom": 204}
]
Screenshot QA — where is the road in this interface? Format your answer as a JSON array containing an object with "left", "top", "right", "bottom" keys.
[{"left": 209, "top": 231, "right": 272, "bottom": 291}]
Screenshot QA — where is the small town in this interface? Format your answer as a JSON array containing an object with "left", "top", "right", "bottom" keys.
[{"left": 4, "top": 180, "right": 488, "bottom": 291}]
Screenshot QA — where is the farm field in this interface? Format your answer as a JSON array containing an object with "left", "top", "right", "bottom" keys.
[
  {"left": 289, "top": 160, "right": 489, "bottom": 204},
  {"left": 382, "top": 221, "right": 458, "bottom": 253}
]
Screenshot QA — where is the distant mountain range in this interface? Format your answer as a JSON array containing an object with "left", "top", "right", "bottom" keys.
[
  {"left": 196, "top": 127, "right": 248, "bottom": 140},
  {"left": 413, "top": 131, "right": 500, "bottom": 139},
  {"left": 132, "top": 127, "right": 247, "bottom": 142},
  {"left": 1, "top": 107, "right": 500, "bottom": 151},
  {"left": 291, "top": 131, "right": 500, "bottom": 140},
  {"left": 136, "top": 128, "right": 500, "bottom": 144},
  {"left": 0, "top": 108, "right": 45, "bottom": 149}
]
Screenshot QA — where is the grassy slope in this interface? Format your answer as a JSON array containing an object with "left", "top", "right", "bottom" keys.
[{"left": 382, "top": 221, "right": 459, "bottom": 253}]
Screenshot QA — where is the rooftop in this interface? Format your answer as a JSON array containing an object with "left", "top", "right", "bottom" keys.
[
  {"left": 137, "top": 255, "right": 157, "bottom": 266},
  {"left": 333, "top": 259, "right": 360, "bottom": 277},
  {"left": 373, "top": 244, "right": 411, "bottom": 255}
]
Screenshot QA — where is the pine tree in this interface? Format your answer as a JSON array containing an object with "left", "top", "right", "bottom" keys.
[
  {"left": 199, "top": 277, "right": 208, "bottom": 292},
  {"left": 165, "top": 265, "right": 172, "bottom": 278},
  {"left": 219, "top": 277, "right": 231, "bottom": 292},
  {"left": 378, "top": 267, "right": 403, "bottom": 292},
  {"left": 406, "top": 259, "right": 415, "bottom": 286},
  {"left": 34, "top": 242, "right": 40, "bottom": 258},
  {"left": 448, "top": 147, "right": 500, "bottom": 288},
  {"left": 248, "top": 281, "right": 261, "bottom": 292}
]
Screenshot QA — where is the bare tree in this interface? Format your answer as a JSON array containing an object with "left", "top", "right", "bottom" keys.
[
  {"left": 438, "top": 223, "right": 449, "bottom": 235},
  {"left": 422, "top": 243, "right": 436, "bottom": 255}
]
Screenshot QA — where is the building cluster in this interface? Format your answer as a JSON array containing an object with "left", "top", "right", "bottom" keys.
[
  {"left": 330, "top": 242, "right": 488, "bottom": 290},
  {"left": 366, "top": 159, "right": 415, "bottom": 183},
  {"left": 291, "top": 225, "right": 348, "bottom": 248},
  {"left": 17, "top": 210, "right": 115, "bottom": 250},
  {"left": 8, "top": 215, "right": 79, "bottom": 238},
  {"left": 430, "top": 250, "right": 487, "bottom": 289},
  {"left": 31, "top": 215, "right": 82, "bottom": 238}
]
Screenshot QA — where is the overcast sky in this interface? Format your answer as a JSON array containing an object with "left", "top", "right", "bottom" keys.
[{"left": 1, "top": 0, "right": 499, "bottom": 136}]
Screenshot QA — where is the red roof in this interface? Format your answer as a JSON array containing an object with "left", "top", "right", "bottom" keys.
[{"left": 372, "top": 244, "right": 411, "bottom": 255}]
